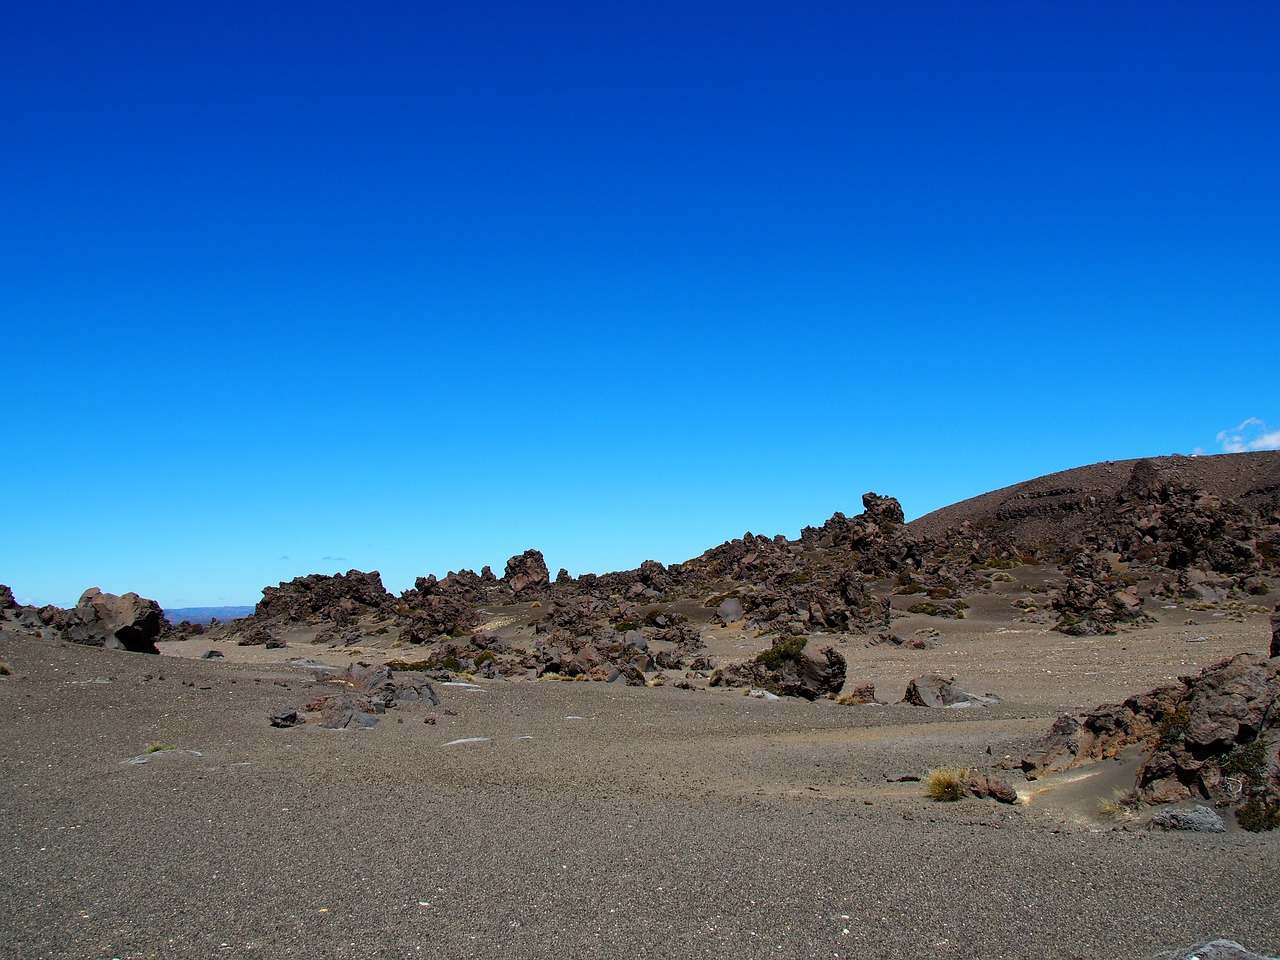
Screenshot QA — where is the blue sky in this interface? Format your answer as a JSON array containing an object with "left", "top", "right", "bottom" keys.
[{"left": 4, "top": 1, "right": 1278, "bottom": 608}]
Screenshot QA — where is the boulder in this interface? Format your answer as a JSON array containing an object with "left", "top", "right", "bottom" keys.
[
  {"left": 58, "top": 588, "right": 166, "bottom": 654},
  {"left": 901, "top": 674, "right": 998, "bottom": 708},
  {"left": 1271, "top": 606, "right": 1279, "bottom": 659},
  {"left": 269, "top": 707, "right": 304, "bottom": 728},
  {"left": 504, "top": 549, "right": 550, "bottom": 599},
  {"left": 0, "top": 584, "right": 16, "bottom": 610},
  {"left": 960, "top": 773, "right": 1019, "bottom": 804},
  {"left": 1024, "top": 653, "right": 1280, "bottom": 816},
  {"left": 1149, "top": 805, "right": 1225, "bottom": 833}
]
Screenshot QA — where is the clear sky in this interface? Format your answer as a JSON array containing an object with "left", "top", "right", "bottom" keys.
[{"left": 4, "top": 2, "right": 1278, "bottom": 608}]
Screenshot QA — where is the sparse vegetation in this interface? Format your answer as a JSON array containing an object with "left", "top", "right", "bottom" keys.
[
  {"left": 1155, "top": 703, "right": 1192, "bottom": 749},
  {"left": 145, "top": 743, "right": 175, "bottom": 754},
  {"left": 1220, "top": 738, "right": 1270, "bottom": 782},
  {"left": 0, "top": 663, "right": 10, "bottom": 676},
  {"left": 924, "top": 768, "right": 969, "bottom": 801},
  {"left": 908, "top": 600, "right": 968, "bottom": 618},
  {"left": 1235, "top": 797, "right": 1280, "bottom": 832},
  {"left": 974, "top": 558, "right": 1021, "bottom": 570},
  {"left": 755, "top": 635, "right": 807, "bottom": 670},
  {"left": 1098, "top": 788, "right": 1143, "bottom": 818}
]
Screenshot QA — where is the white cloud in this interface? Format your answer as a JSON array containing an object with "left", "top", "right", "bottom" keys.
[{"left": 1217, "top": 418, "right": 1280, "bottom": 453}]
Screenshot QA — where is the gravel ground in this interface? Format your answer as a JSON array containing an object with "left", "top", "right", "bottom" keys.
[{"left": 2, "top": 632, "right": 1279, "bottom": 960}]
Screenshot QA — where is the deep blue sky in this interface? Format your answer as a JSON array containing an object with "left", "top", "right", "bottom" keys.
[{"left": 4, "top": 2, "right": 1278, "bottom": 607}]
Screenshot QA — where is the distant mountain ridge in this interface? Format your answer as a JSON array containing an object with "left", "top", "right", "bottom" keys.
[{"left": 163, "top": 605, "right": 255, "bottom": 625}]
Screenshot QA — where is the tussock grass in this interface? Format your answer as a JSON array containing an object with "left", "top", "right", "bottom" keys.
[{"left": 924, "top": 768, "right": 969, "bottom": 802}]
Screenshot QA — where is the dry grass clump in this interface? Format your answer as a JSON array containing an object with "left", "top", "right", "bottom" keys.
[
  {"left": 0, "top": 662, "right": 11, "bottom": 676},
  {"left": 1098, "top": 788, "right": 1143, "bottom": 819},
  {"left": 924, "top": 768, "right": 969, "bottom": 802}
]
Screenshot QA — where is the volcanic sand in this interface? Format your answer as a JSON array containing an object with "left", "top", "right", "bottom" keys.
[{"left": 2, "top": 593, "right": 1279, "bottom": 959}]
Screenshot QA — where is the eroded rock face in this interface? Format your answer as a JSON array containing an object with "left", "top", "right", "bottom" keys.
[
  {"left": 1051, "top": 550, "right": 1147, "bottom": 635},
  {"left": 504, "top": 550, "right": 550, "bottom": 600},
  {"left": 55, "top": 588, "right": 166, "bottom": 654},
  {"left": 1025, "top": 653, "right": 1280, "bottom": 812},
  {"left": 0, "top": 584, "right": 16, "bottom": 610},
  {"left": 255, "top": 570, "right": 393, "bottom": 624}
]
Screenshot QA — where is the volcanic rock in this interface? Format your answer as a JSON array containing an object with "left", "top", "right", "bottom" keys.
[
  {"left": 1025, "top": 653, "right": 1280, "bottom": 812},
  {"left": 252, "top": 570, "right": 393, "bottom": 625},
  {"left": 1149, "top": 805, "right": 1225, "bottom": 833},
  {"left": 901, "top": 674, "right": 998, "bottom": 708},
  {"left": 1153, "top": 942, "right": 1277, "bottom": 960},
  {"left": 56, "top": 588, "right": 166, "bottom": 654},
  {"left": 0, "top": 584, "right": 16, "bottom": 610},
  {"left": 1271, "top": 606, "right": 1279, "bottom": 659},
  {"left": 504, "top": 549, "right": 550, "bottom": 600},
  {"left": 709, "top": 638, "right": 846, "bottom": 701}
]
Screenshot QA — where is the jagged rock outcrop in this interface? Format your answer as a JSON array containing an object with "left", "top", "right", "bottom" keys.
[
  {"left": 1025, "top": 653, "right": 1280, "bottom": 818},
  {"left": 396, "top": 571, "right": 483, "bottom": 640},
  {"left": 504, "top": 549, "right": 550, "bottom": 599},
  {"left": 42, "top": 588, "right": 166, "bottom": 654},
  {"left": 0, "top": 584, "right": 16, "bottom": 610},
  {"left": 253, "top": 570, "right": 393, "bottom": 624},
  {"left": 1050, "top": 550, "right": 1147, "bottom": 635}
]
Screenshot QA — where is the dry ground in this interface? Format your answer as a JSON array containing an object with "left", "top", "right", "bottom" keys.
[{"left": 2, "top": 579, "right": 1278, "bottom": 960}]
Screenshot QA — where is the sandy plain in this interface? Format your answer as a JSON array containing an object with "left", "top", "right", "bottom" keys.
[{"left": 2, "top": 575, "right": 1279, "bottom": 960}]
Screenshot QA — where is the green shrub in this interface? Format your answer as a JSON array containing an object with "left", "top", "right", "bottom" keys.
[
  {"left": 1236, "top": 797, "right": 1280, "bottom": 832},
  {"left": 1221, "top": 738, "right": 1270, "bottom": 782},
  {"left": 755, "top": 636, "right": 808, "bottom": 670}
]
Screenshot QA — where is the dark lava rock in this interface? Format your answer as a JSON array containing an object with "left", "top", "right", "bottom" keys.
[
  {"left": 0, "top": 584, "right": 16, "bottom": 610},
  {"left": 269, "top": 707, "right": 304, "bottom": 728},
  {"left": 709, "top": 637, "right": 846, "bottom": 701},
  {"left": 1051, "top": 550, "right": 1147, "bottom": 636},
  {"left": 316, "top": 694, "right": 380, "bottom": 730},
  {"left": 254, "top": 569, "right": 393, "bottom": 625},
  {"left": 1271, "top": 606, "right": 1279, "bottom": 659},
  {"left": 840, "top": 683, "right": 883, "bottom": 704},
  {"left": 504, "top": 549, "right": 550, "bottom": 600},
  {"left": 901, "top": 674, "right": 998, "bottom": 708},
  {"left": 200, "top": 649, "right": 225, "bottom": 659},
  {"left": 861, "top": 491, "right": 905, "bottom": 526},
  {"left": 960, "top": 773, "right": 1019, "bottom": 804},
  {"left": 318, "top": 661, "right": 440, "bottom": 708},
  {"left": 1025, "top": 653, "right": 1280, "bottom": 812},
  {"left": 55, "top": 588, "right": 166, "bottom": 654}
]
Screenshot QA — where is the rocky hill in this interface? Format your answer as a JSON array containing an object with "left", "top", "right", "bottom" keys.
[{"left": 6, "top": 451, "right": 1278, "bottom": 695}]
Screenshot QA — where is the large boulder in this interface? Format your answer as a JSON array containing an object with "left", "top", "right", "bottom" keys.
[
  {"left": 504, "top": 549, "right": 550, "bottom": 600},
  {"left": 57, "top": 588, "right": 166, "bottom": 654},
  {"left": 709, "top": 637, "right": 846, "bottom": 701},
  {"left": 901, "top": 674, "right": 999, "bottom": 708}
]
